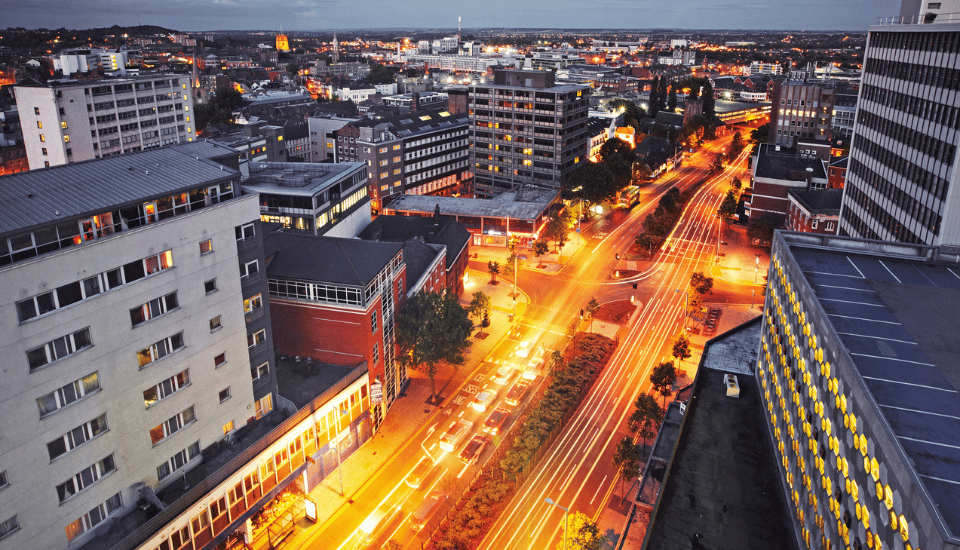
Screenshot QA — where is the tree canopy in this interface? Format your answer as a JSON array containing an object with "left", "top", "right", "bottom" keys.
[
  {"left": 649, "top": 361, "right": 678, "bottom": 409},
  {"left": 716, "top": 190, "right": 738, "bottom": 223},
  {"left": 557, "top": 512, "right": 604, "bottom": 550},
  {"left": 690, "top": 271, "right": 715, "bottom": 297},
  {"left": 367, "top": 63, "right": 394, "bottom": 84},
  {"left": 629, "top": 393, "right": 663, "bottom": 448},
  {"left": 672, "top": 334, "right": 692, "bottom": 363},
  {"left": 564, "top": 161, "right": 618, "bottom": 204},
  {"left": 597, "top": 137, "right": 636, "bottom": 189},
  {"left": 395, "top": 291, "right": 473, "bottom": 401}
]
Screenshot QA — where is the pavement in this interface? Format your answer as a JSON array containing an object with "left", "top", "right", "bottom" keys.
[{"left": 467, "top": 215, "right": 602, "bottom": 277}]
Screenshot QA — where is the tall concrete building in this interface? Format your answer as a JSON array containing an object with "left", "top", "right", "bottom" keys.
[
  {"left": 14, "top": 75, "right": 196, "bottom": 171},
  {"left": 469, "top": 69, "right": 590, "bottom": 198},
  {"left": 838, "top": 13, "right": 960, "bottom": 246},
  {"left": 0, "top": 143, "right": 277, "bottom": 549},
  {"left": 769, "top": 79, "right": 837, "bottom": 148},
  {"left": 758, "top": 231, "right": 960, "bottom": 550}
]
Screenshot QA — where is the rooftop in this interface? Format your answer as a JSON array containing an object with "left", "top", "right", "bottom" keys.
[
  {"left": 787, "top": 188, "right": 843, "bottom": 214},
  {"left": 358, "top": 214, "right": 470, "bottom": 270},
  {"left": 354, "top": 107, "right": 468, "bottom": 138},
  {"left": 714, "top": 99, "right": 773, "bottom": 114},
  {"left": 754, "top": 144, "right": 827, "bottom": 182},
  {"left": 240, "top": 161, "right": 366, "bottom": 197},
  {"left": 0, "top": 141, "right": 239, "bottom": 236},
  {"left": 264, "top": 232, "right": 403, "bottom": 287},
  {"left": 643, "top": 317, "right": 798, "bottom": 550},
  {"left": 782, "top": 232, "right": 960, "bottom": 536},
  {"left": 384, "top": 185, "right": 559, "bottom": 221}
]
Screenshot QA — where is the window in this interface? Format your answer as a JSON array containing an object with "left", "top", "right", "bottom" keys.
[
  {"left": 156, "top": 441, "right": 200, "bottom": 480},
  {"left": 248, "top": 329, "right": 266, "bottom": 350},
  {"left": 65, "top": 493, "right": 122, "bottom": 541},
  {"left": 47, "top": 414, "right": 108, "bottom": 461},
  {"left": 37, "top": 372, "right": 100, "bottom": 418},
  {"left": 235, "top": 223, "right": 255, "bottom": 241},
  {"left": 26, "top": 327, "right": 92, "bottom": 371},
  {"left": 214, "top": 352, "right": 227, "bottom": 368},
  {"left": 0, "top": 471, "right": 7, "bottom": 489},
  {"left": 379, "top": 159, "right": 388, "bottom": 166},
  {"left": 130, "top": 292, "right": 178, "bottom": 327},
  {"left": 209, "top": 316, "right": 222, "bottom": 332},
  {"left": 17, "top": 250, "right": 173, "bottom": 323},
  {"left": 204, "top": 278, "right": 217, "bottom": 294},
  {"left": 56, "top": 454, "right": 116, "bottom": 503},
  {"left": 373, "top": 343, "right": 379, "bottom": 365},
  {"left": 0, "top": 516, "right": 19, "bottom": 540},
  {"left": 371, "top": 312, "right": 378, "bottom": 333},
  {"left": 812, "top": 220, "right": 819, "bottom": 229},
  {"left": 240, "top": 260, "right": 259, "bottom": 278},
  {"left": 219, "top": 387, "right": 231, "bottom": 403},
  {"left": 62, "top": 121, "right": 68, "bottom": 129},
  {"left": 136, "top": 332, "right": 185, "bottom": 368},
  {"left": 42, "top": 147, "right": 47, "bottom": 155},
  {"left": 34, "top": 107, "right": 39, "bottom": 115},
  {"left": 199, "top": 239, "right": 213, "bottom": 254},
  {"left": 223, "top": 421, "right": 234, "bottom": 435},
  {"left": 244, "top": 294, "right": 262, "bottom": 313},
  {"left": 251, "top": 362, "right": 269, "bottom": 381},
  {"left": 64, "top": 135, "right": 70, "bottom": 143},
  {"left": 39, "top": 134, "right": 45, "bottom": 142},
  {"left": 143, "top": 370, "right": 190, "bottom": 407},
  {"left": 255, "top": 394, "right": 273, "bottom": 419},
  {"left": 149, "top": 406, "right": 196, "bottom": 445},
  {"left": 37, "top": 121, "right": 43, "bottom": 129},
  {"left": 393, "top": 156, "right": 401, "bottom": 163}
]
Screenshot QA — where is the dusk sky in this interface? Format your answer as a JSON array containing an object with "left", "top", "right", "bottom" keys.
[{"left": 1, "top": 0, "right": 900, "bottom": 32}]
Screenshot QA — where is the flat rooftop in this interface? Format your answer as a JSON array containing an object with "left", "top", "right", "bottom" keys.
[
  {"left": 714, "top": 99, "right": 772, "bottom": 113},
  {"left": 385, "top": 186, "right": 559, "bottom": 221},
  {"left": 644, "top": 318, "right": 797, "bottom": 550},
  {"left": 786, "top": 236, "right": 960, "bottom": 535},
  {"left": 241, "top": 161, "right": 366, "bottom": 197},
  {"left": 754, "top": 144, "right": 827, "bottom": 181}
]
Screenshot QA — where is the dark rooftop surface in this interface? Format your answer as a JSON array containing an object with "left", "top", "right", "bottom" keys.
[
  {"left": 401, "top": 238, "right": 444, "bottom": 293},
  {"left": 353, "top": 107, "right": 468, "bottom": 137},
  {"left": 644, "top": 317, "right": 798, "bottom": 550},
  {"left": 790, "top": 243, "right": 960, "bottom": 535},
  {"left": 358, "top": 214, "right": 470, "bottom": 270},
  {"left": 787, "top": 188, "right": 843, "bottom": 214},
  {"left": 264, "top": 232, "right": 403, "bottom": 286},
  {"left": 275, "top": 357, "right": 363, "bottom": 409},
  {"left": 0, "top": 141, "right": 239, "bottom": 235},
  {"left": 754, "top": 143, "right": 827, "bottom": 181}
]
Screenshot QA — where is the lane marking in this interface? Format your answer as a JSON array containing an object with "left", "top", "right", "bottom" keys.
[
  {"left": 846, "top": 256, "right": 866, "bottom": 278},
  {"left": 879, "top": 260, "right": 901, "bottom": 283},
  {"left": 825, "top": 313, "right": 900, "bottom": 325},
  {"left": 835, "top": 332, "right": 918, "bottom": 345},
  {"left": 590, "top": 475, "right": 607, "bottom": 505},
  {"left": 879, "top": 404, "right": 960, "bottom": 421},
  {"left": 851, "top": 353, "right": 935, "bottom": 366},
  {"left": 861, "top": 375, "right": 957, "bottom": 392}
]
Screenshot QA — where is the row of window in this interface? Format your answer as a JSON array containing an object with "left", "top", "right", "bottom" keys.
[
  {"left": 64, "top": 492, "right": 123, "bottom": 542},
  {"left": 47, "top": 414, "right": 108, "bottom": 462},
  {"left": 137, "top": 332, "right": 186, "bottom": 369},
  {"left": 149, "top": 406, "right": 197, "bottom": 446},
  {"left": 26, "top": 327, "right": 92, "bottom": 372},
  {"left": 37, "top": 372, "right": 100, "bottom": 418},
  {"left": 16, "top": 250, "right": 173, "bottom": 323},
  {"left": 157, "top": 441, "right": 201, "bottom": 481},
  {"left": 144, "top": 369, "right": 190, "bottom": 408},
  {"left": 56, "top": 454, "right": 115, "bottom": 503}
]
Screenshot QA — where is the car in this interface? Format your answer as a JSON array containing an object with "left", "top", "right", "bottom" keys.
[
  {"left": 438, "top": 419, "right": 473, "bottom": 453},
  {"left": 471, "top": 389, "right": 498, "bottom": 412},
  {"left": 405, "top": 457, "right": 433, "bottom": 489},
  {"left": 409, "top": 492, "right": 446, "bottom": 531},
  {"left": 459, "top": 434, "right": 490, "bottom": 464},
  {"left": 483, "top": 408, "right": 510, "bottom": 435},
  {"left": 522, "top": 346, "right": 545, "bottom": 380},
  {"left": 505, "top": 381, "right": 531, "bottom": 407},
  {"left": 493, "top": 365, "right": 515, "bottom": 385},
  {"left": 514, "top": 340, "right": 533, "bottom": 358}
]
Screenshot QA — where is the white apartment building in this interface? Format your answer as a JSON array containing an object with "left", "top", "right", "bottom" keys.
[
  {"left": 749, "top": 61, "right": 783, "bottom": 75},
  {"left": 0, "top": 143, "right": 277, "bottom": 549},
  {"left": 14, "top": 75, "right": 196, "bottom": 171}
]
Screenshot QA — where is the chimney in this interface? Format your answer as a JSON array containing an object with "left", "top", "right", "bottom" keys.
[{"left": 411, "top": 91, "right": 420, "bottom": 113}]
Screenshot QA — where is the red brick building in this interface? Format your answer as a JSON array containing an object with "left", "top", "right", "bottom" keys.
[
  {"left": 828, "top": 156, "right": 847, "bottom": 189},
  {"left": 786, "top": 188, "right": 842, "bottom": 235},
  {"left": 750, "top": 143, "right": 828, "bottom": 225}
]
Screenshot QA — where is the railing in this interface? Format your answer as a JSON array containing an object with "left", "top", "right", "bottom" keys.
[{"left": 876, "top": 11, "right": 960, "bottom": 25}]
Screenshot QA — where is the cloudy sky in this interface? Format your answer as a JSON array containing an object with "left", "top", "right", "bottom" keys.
[{"left": 1, "top": 0, "right": 901, "bottom": 32}]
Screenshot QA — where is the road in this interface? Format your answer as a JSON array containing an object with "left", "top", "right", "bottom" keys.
[{"left": 299, "top": 133, "right": 754, "bottom": 550}]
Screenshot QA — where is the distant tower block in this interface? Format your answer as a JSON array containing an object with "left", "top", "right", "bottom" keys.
[
  {"left": 458, "top": 16, "right": 462, "bottom": 43},
  {"left": 333, "top": 33, "right": 340, "bottom": 63},
  {"left": 276, "top": 31, "right": 289, "bottom": 51}
]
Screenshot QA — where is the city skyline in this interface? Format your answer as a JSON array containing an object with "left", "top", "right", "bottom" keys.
[{"left": 2, "top": 0, "right": 899, "bottom": 33}]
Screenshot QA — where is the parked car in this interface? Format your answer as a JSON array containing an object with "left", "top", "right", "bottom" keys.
[
  {"left": 459, "top": 434, "right": 490, "bottom": 464},
  {"left": 483, "top": 408, "right": 510, "bottom": 436},
  {"left": 409, "top": 492, "right": 446, "bottom": 531},
  {"left": 438, "top": 419, "right": 473, "bottom": 453},
  {"left": 405, "top": 457, "right": 433, "bottom": 489},
  {"left": 505, "top": 381, "right": 531, "bottom": 407},
  {"left": 471, "top": 389, "right": 498, "bottom": 413},
  {"left": 493, "top": 365, "right": 515, "bottom": 385}
]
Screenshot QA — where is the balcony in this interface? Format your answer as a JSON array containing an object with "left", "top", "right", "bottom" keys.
[{"left": 245, "top": 308, "right": 265, "bottom": 324}]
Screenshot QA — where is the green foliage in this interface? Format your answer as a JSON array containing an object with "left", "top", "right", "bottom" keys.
[
  {"left": 487, "top": 261, "right": 500, "bottom": 284},
  {"left": 367, "top": 63, "right": 394, "bottom": 84},
  {"left": 467, "top": 291, "right": 491, "bottom": 321},
  {"left": 649, "top": 361, "right": 678, "bottom": 409},
  {"left": 710, "top": 153, "right": 724, "bottom": 172},
  {"left": 196, "top": 87, "right": 246, "bottom": 131},
  {"left": 629, "top": 393, "right": 663, "bottom": 448},
  {"left": 732, "top": 177, "right": 743, "bottom": 191},
  {"left": 690, "top": 271, "right": 714, "bottom": 297},
  {"left": 504, "top": 253, "right": 522, "bottom": 278},
  {"left": 597, "top": 137, "right": 636, "bottom": 189},
  {"left": 748, "top": 216, "right": 778, "bottom": 245},
  {"left": 558, "top": 512, "right": 604, "bottom": 550},
  {"left": 667, "top": 84, "right": 678, "bottom": 112},
  {"left": 716, "top": 190, "right": 738, "bottom": 223},
  {"left": 533, "top": 240, "right": 549, "bottom": 263},
  {"left": 563, "top": 161, "right": 618, "bottom": 204},
  {"left": 607, "top": 98, "right": 645, "bottom": 130},
  {"left": 701, "top": 79, "right": 716, "bottom": 118},
  {"left": 672, "top": 334, "right": 692, "bottom": 363},
  {"left": 395, "top": 291, "right": 473, "bottom": 400},
  {"left": 542, "top": 211, "right": 570, "bottom": 252},
  {"left": 750, "top": 123, "right": 770, "bottom": 144},
  {"left": 614, "top": 436, "right": 644, "bottom": 483},
  {"left": 286, "top": 62, "right": 299, "bottom": 75}
]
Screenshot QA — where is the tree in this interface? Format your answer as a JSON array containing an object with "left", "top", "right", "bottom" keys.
[
  {"left": 748, "top": 216, "right": 778, "bottom": 245},
  {"left": 701, "top": 79, "right": 716, "bottom": 119},
  {"left": 607, "top": 98, "right": 645, "bottom": 131},
  {"left": 285, "top": 62, "right": 299, "bottom": 76},
  {"left": 564, "top": 161, "right": 618, "bottom": 204},
  {"left": 487, "top": 261, "right": 500, "bottom": 284},
  {"left": 367, "top": 63, "right": 394, "bottom": 84},
  {"left": 710, "top": 153, "right": 724, "bottom": 172},
  {"left": 750, "top": 123, "right": 770, "bottom": 144},
  {"left": 597, "top": 137, "right": 636, "bottom": 188},
  {"left": 467, "top": 291, "right": 491, "bottom": 336},
  {"left": 585, "top": 297, "right": 600, "bottom": 331},
  {"left": 635, "top": 233, "right": 656, "bottom": 257},
  {"left": 667, "top": 84, "right": 677, "bottom": 112},
  {"left": 690, "top": 271, "right": 714, "bottom": 297},
  {"left": 504, "top": 252, "right": 522, "bottom": 280},
  {"left": 557, "top": 512, "right": 604, "bottom": 550},
  {"left": 613, "top": 437, "right": 644, "bottom": 498},
  {"left": 533, "top": 240, "right": 549, "bottom": 267},
  {"left": 648, "top": 76, "right": 661, "bottom": 118},
  {"left": 542, "top": 211, "right": 571, "bottom": 254},
  {"left": 629, "top": 393, "right": 663, "bottom": 449},
  {"left": 716, "top": 190, "right": 738, "bottom": 224},
  {"left": 672, "top": 334, "right": 692, "bottom": 364},
  {"left": 729, "top": 131, "right": 744, "bottom": 159},
  {"left": 649, "top": 361, "right": 678, "bottom": 410},
  {"left": 731, "top": 177, "right": 743, "bottom": 191},
  {"left": 395, "top": 291, "right": 473, "bottom": 403}
]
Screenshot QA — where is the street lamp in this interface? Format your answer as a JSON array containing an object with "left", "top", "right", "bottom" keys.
[
  {"left": 544, "top": 497, "right": 569, "bottom": 550},
  {"left": 512, "top": 252, "right": 518, "bottom": 322},
  {"left": 334, "top": 408, "right": 350, "bottom": 496},
  {"left": 754, "top": 254, "right": 760, "bottom": 283}
]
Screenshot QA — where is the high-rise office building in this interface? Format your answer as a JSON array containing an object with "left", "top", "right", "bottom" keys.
[
  {"left": 838, "top": 14, "right": 960, "bottom": 246},
  {"left": 469, "top": 69, "right": 590, "bottom": 198},
  {"left": 14, "top": 75, "right": 196, "bottom": 171},
  {"left": 0, "top": 143, "right": 277, "bottom": 549},
  {"left": 769, "top": 80, "right": 837, "bottom": 147},
  {"left": 759, "top": 231, "right": 960, "bottom": 550}
]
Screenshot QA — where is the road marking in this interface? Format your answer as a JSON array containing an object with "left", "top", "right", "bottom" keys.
[
  {"left": 452, "top": 395, "right": 465, "bottom": 406},
  {"left": 465, "top": 384, "right": 479, "bottom": 394},
  {"left": 475, "top": 374, "right": 486, "bottom": 381},
  {"left": 457, "top": 462, "right": 470, "bottom": 479},
  {"left": 590, "top": 475, "right": 607, "bottom": 505}
]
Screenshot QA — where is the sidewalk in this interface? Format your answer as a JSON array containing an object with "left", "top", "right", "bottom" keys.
[
  {"left": 273, "top": 267, "right": 529, "bottom": 550},
  {"left": 468, "top": 215, "right": 602, "bottom": 276}
]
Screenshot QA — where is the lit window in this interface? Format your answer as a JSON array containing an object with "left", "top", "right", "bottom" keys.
[
  {"left": 199, "top": 239, "right": 213, "bottom": 254},
  {"left": 64, "top": 135, "right": 70, "bottom": 143},
  {"left": 214, "top": 353, "right": 227, "bottom": 368},
  {"left": 209, "top": 316, "right": 222, "bottom": 332}
]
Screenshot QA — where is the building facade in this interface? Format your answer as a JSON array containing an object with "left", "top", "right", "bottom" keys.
[
  {"left": 470, "top": 69, "right": 590, "bottom": 198},
  {"left": 769, "top": 80, "right": 837, "bottom": 148},
  {"left": 0, "top": 144, "right": 277, "bottom": 549},
  {"left": 838, "top": 19, "right": 960, "bottom": 246},
  {"left": 14, "top": 76, "right": 196, "bottom": 171}
]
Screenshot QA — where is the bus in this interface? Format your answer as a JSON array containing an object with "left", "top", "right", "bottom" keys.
[{"left": 617, "top": 185, "right": 640, "bottom": 209}]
